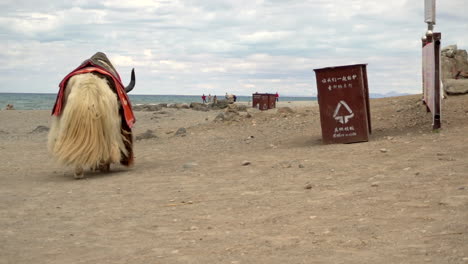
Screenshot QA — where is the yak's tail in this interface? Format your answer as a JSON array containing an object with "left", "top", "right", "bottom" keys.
[{"left": 48, "top": 73, "right": 127, "bottom": 169}]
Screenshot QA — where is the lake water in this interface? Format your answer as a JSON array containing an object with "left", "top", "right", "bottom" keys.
[{"left": 0, "top": 93, "right": 317, "bottom": 110}]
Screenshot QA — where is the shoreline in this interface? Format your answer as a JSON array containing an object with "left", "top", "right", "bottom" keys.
[
  {"left": 0, "top": 93, "right": 317, "bottom": 110},
  {"left": 2, "top": 100, "right": 318, "bottom": 111}
]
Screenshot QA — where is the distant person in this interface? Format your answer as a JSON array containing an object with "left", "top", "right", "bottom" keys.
[
  {"left": 275, "top": 92, "right": 279, "bottom": 102},
  {"left": 225, "top": 93, "right": 229, "bottom": 99},
  {"left": 5, "top": 104, "right": 14, "bottom": 110},
  {"left": 202, "top": 94, "right": 207, "bottom": 103},
  {"left": 233, "top": 95, "right": 237, "bottom": 102},
  {"left": 213, "top": 95, "right": 218, "bottom": 104},
  {"left": 208, "top": 94, "right": 212, "bottom": 103}
]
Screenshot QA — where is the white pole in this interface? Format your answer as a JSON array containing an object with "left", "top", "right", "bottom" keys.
[{"left": 424, "top": 0, "right": 436, "bottom": 31}]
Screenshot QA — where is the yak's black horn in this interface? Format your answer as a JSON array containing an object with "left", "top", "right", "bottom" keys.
[{"left": 124, "top": 68, "right": 135, "bottom": 93}]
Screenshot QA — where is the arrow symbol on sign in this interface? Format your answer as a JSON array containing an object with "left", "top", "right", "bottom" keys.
[{"left": 333, "top": 100, "right": 354, "bottom": 124}]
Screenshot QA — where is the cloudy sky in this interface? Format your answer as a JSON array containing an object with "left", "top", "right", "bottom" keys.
[{"left": 1, "top": 0, "right": 467, "bottom": 96}]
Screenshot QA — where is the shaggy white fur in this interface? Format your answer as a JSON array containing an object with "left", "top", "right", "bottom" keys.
[{"left": 48, "top": 73, "right": 127, "bottom": 175}]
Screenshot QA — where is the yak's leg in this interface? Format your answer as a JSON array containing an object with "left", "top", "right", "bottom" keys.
[
  {"left": 98, "top": 162, "right": 110, "bottom": 173},
  {"left": 74, "top": 166, "right": 84, "bottom": 179}
]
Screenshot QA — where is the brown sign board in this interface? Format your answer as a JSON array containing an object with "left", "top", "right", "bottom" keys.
[
  {"left": 422, "top": 32, "right": 441, "bottom": 129},
  {"left": 252, "top": 93, "right": 276, "bottom": 110},
  {"left": 314, "top": 64, "right": 371, "bottom": 144}
]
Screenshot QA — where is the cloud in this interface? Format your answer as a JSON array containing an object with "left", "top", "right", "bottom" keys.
[{"left": 0, "top": 0, "right": 467, "bottom": 96}]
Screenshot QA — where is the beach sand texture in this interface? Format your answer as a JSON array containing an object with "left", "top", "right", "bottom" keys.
[{"left": 0, "top": 94, "right": 467, "bottom": 263}]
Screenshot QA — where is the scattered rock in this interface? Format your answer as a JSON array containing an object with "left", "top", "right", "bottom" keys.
[
  {"left": 225, "top": 104, "right": 240, "bottom": 113},
  {"left": 133, "top": 104, "right": 163, "bottom": 111},
  {"left": 235, "top": 104, "right": 248, "bottom": 112},
  {"left": 371, "top": 182, "right": 380, "bottom": 187},
  {"left": 224, "top": 104, "right": 247, "bottom": 114},
  {"left": 304, "top": 183, "right": 313, "bottom": 189},
  {"left": 211, "top": 99, "right": 229, "bottom": 109},
  {"left": 214, "top": 113, "right": 225, "bottom": 122},
  {"left": 183, "top": 162, "right": 198, "bottom": 169},
  {"left": 442, "top": 45, "right": 457, "bottom": 58},
  {"left": 30, "top": 125, "right": 49, "bottom": 133},
  {"left": 380, "top": 148, "right": 388, "bottom": 153},
  {"left": 190, "top": 102, "right": 210, "bottom": 112},
  {"left": 298, "top": 164, "right": 305, "bottom": 168},
  {"left": 136, "top": 129, "right": 157, "bottom": 141},
  {"left": 168, "top": 103, "right": 190, "bottom": 109},
  {"left": 241, "top": 160, "right": 251, "bottom": 166},
  {"left": 175, "top": 127, "right": 187, "bottom": 136},
  {"left": 441, "top": 45, "right": 468, "bottom": 95},
  {"left": 214, "top": 112, "right": 240, "bottom": 122},
  {"left": 444, "top": 79, "right": 468, "bottom": 95}
]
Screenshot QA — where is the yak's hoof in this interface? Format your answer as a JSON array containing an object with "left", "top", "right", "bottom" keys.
[
  {"left": 98, "top": 163, "right": 110, "bottom": 172},
  {"left": 74, "top": 167, "right": 84, "bottom": 179}
]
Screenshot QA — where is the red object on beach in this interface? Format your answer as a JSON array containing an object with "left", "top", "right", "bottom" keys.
[
  {"left": 268, "top": 94, "right": 276, "bottom": 109},
  {"left": 313, "top": 64, "right": 371, "bottom": 144},
  {"left": 252, "top": 93, "right": 276, "bottom": 110}
]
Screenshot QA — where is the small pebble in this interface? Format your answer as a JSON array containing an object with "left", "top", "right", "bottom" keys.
[
  {"left": 183, "top": 162, "right": 198, "bottom": 169},
  {"left": 380, "top": 148, "right": 388, "bottom": 153},
  {"left": 371, "top": 182, "right": 380, "bottom": 187},
  {"left": 241, "top": 161, "right": 251, "bottom": 166}
]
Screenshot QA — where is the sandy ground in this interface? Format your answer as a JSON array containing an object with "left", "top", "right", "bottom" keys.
[{"left": 0, "top": 94, "right": 467, "bottom": 264}]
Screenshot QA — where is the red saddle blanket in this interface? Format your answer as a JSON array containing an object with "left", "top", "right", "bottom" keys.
[{"left": 52, "top": 60, "right": 135, "bottom": 128}]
